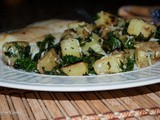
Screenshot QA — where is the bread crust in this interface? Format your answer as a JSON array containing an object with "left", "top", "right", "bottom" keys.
[{"left": 0, "top": 19, "right": 74, "bottom": 51}]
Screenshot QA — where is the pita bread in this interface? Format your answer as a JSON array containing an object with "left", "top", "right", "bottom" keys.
[{"left": 0, "top": 19, "right": 74, "bottom": 50}]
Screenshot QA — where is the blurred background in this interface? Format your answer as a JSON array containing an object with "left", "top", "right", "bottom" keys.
[{"left": 0, "top": 0, "right": 159, "bottom": 32}]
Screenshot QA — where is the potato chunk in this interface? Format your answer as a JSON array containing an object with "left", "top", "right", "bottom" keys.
[
  {"left": 135, "top": 42, "right": 160, "bottom": 68},
  {"left": 68, "top": 21, "right": 95, "bottom": 38},
  {"left": 61, "top": 38, "right": 81, "bottom": 57},
  {"left": 61, "top": 29, "right": 78, "bottom": 40},
  {"left": 82, "top": 33, "right": 103, "bottom": 54},
  {"left": 95, "top": 11, "right": 118, "bottom": 27},
  {"left": 127, "top": 19, "right": 156, "bottom": 38},
  {"left": 37, "top": 48, "right": 58, "bottom": 73},
  {"left": 61, "top": 62, "right": 88, "bottom": 76},
  {"left": 93, "top": 53, "right": 124, "bottom": 74},
  {"left": 2, "top": 41, "right": 29, "bottom": 66}
]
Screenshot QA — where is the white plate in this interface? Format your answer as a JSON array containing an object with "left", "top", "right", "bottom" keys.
[{"left": 0, "top": 54, "right": 160, "bottom": 92}]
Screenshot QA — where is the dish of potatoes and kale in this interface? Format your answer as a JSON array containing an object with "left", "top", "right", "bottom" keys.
[{"left": 2, "top": 11, "right": 160, "bottom": 76}]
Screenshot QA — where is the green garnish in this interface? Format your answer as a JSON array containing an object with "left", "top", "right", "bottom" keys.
[{"left": 103, "top": 32, "right": 122, "bottom": 52}]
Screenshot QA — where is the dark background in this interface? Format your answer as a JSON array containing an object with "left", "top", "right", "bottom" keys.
[{"left": 0, "top": 0, "right": 159, "bottom": 32}]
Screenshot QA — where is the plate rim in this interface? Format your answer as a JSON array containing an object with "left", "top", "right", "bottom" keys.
[{"left": 1, "top": 53, "right": 160, "bottom": 91}]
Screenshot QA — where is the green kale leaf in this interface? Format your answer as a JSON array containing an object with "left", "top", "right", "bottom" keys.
[
  {"left": 14, "top": 58, "right": 37, "bottom": 72},
  {"left": 13, "top": 42, "right": 31, "bottom": 58},
  {"left": 34, "top": 34, "right": 55, "bottom": 61},
  {"left": 103, "top": 32, "right": 122, "bottom": 52},
  {"left": 122, "top": 22, "right": 129, "bottom": 35},
  {"left": 82, "top": 48, "right": 104, "bottom": 74},
  {"left": 61, "top": 55, "right": 82, "bottom": 66},
  {"left": 120, "top": 57, "right": 134, "bottom": 72},
  {"left": 94, "top": 14, "right": 100, "bottom": 21},
  {"left": 135, "top": 32, "right": 153, "bottom": 41},
  {"left": 124, "top": 38, "right": 135, "bottom": 49},
  {"left": 155, "top": 26, "right": 160, "bottom": 39}
]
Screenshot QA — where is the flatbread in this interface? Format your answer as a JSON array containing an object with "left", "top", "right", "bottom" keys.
[{"left": 0, "top": 19, "right": 74, "bottom": 50}]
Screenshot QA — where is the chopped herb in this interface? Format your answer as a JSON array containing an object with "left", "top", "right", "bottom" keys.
[
  {"left": 94, "top": 14, "right": 100, "bottom": 21},
  {"left": 122, "top": 22, "right": 129, "bottom": 35},
  {"left": 120, "top": 57, "right": 134, "bottom": 72},
  {"left": 155, "top": 26, "right": 160, "bottom": 39},
  {"left": 37, "top": 34, "right": 55, "bottom": 52},
  {"left": 33, "top": 53, "right": 41, "bottom": 62},
  {"left": 4, "top": 46, "right": 17, "bottom": 57},
  {"left": 14, "top": 58, "right": 36, "bottom": 72},
  {"left": 85, "top": 34, "right": 93, "bottom": 42},
  {"left": 135, "top": 32, "right": 153, "bottom": 41},
  {"left": 77, "top": 37, "right": 86, "bottom": 46},
  {"left": 4, "top": 52, "right": 16, "bottom": 57},
  {"left": 61, "top": 55, "right": 82, "bottom": 66},
  {"left": 103, "top": 32, "right": 122, "bottom": 52},
  {"left": 125, "top": 58, "right": 135, "bottom": 71},
  {"left": 124, "top": 38, "right": 135, "bottom": 49},
  {"left": 13, "top": 42, "right": 30, "bottom": 58},
  {"left": 34, "top": 34, "right": 56, "bottom": 61},
  {"left": 92, "top": 28, "right": 101, "bottom": 36},
  {"left": 82, "top": 48, "right": 104, "bottom": 74},
  {"left": 54, "top": 43, "right": 61, "bottom": 53}
]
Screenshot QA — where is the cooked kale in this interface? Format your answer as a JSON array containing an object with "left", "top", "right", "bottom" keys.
[
  {"left": 103, "top": 32, "right": 122, "bottom": 52},
  {"left": 92, "top": 28, "right": 101, "bottom": 36},
  {"left": 85, "top": 34, "right": 93, "bottom": 42},
  {"left": 14, "top": 58, "right": 36, "bottom": 72},
  {"left": 34, "top": 34, "right": 55, "bottom": 61},
  {"left": 94, "top": 14, "right": 100, "bottom": 21},
  {"left": 60, "top": 48, "right": 103, "bottom": 75},
  {"left": 4, "top": 51, "right": 15, "bottom": 57},
  {"left": 135, "top": 32, "right": 153, "bottom": 41},
  {"left": 33, "top": 53, "right": 41, "bottom": 62},
  {"left": 5, "top": 11, "right": 159, "bottom": 76},
  {"left": 77, "top": 34, "right": 95, "bottom": 47},
  {"left": 4, "top": 46, "right": 17, "bottom": 57},
  {"left": 54, "top": 43, "right": 61, "bottom": 53},
  {"left": 37, "top": 34, "right": 55, "bottom": 52},
  {"left": 61, "top": 55, "right": 82, "bottom": 67},
  {"left": 120, "top": 57, "right": 134, "bottom": 72},
  {"left": 13, "top": 42, "right": 31, "bottom": 58},
  {"left": 77, "top": 37, "right": 86, "bottom": 46},
  {"left": 155, "top": 26, "right": 160, "bottom": 39},
  {"left": 82, "top": 48, "right": 104, "bottom": 74},
  {"left": 124, "top": 38, "right": 135, "bottom": 49},
  {"left": 122, "top": 22, "right": 129, "bottom": 35},
  {"left": 125, "top": 58, "right": 135, "bottom": 71}
]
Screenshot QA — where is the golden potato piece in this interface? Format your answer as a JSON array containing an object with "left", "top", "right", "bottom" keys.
[
  {"left": 61, "top": 38, "right": 81, "bottom": 57},
  {"left": 93, "top": 53, "right": 124, "bottom": 74},
  {"left": 2, "top": 41, "right": 29, "bottom": 66},
  {"left": 95, "top": 11, "right": 118, "bottom": 27},
  {"left": 61, "top": 62, "right": 88, "bottom": 76},
  {"left": 68, "top": 21, "right": 95, "bottom": 38},
  {"left": 127, "top": 19, "right": 156, "bottom": 38},
  {"left": 135, "top": 42, "right": 160, "bottom": 68},
  {"left": 61, "top": 29, "right": 78, "bottom": 40},
  {"left": 82, "top": 33, "right": 103, "bottom": 54},
  {"left": 37, "top": 48, "right": 58, "bottom": 73}
]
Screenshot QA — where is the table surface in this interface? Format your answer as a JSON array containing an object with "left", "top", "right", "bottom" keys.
[
  {"left": 0, "top": 84, "right": 160, "bottom": 120},
  {"left": 0, "top": 0, "right": 160, "bottom": 119}
]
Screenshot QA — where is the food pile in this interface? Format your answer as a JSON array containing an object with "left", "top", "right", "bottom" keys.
[{"left": 2, "top": 11, "right": 160, "bottom": 76}]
